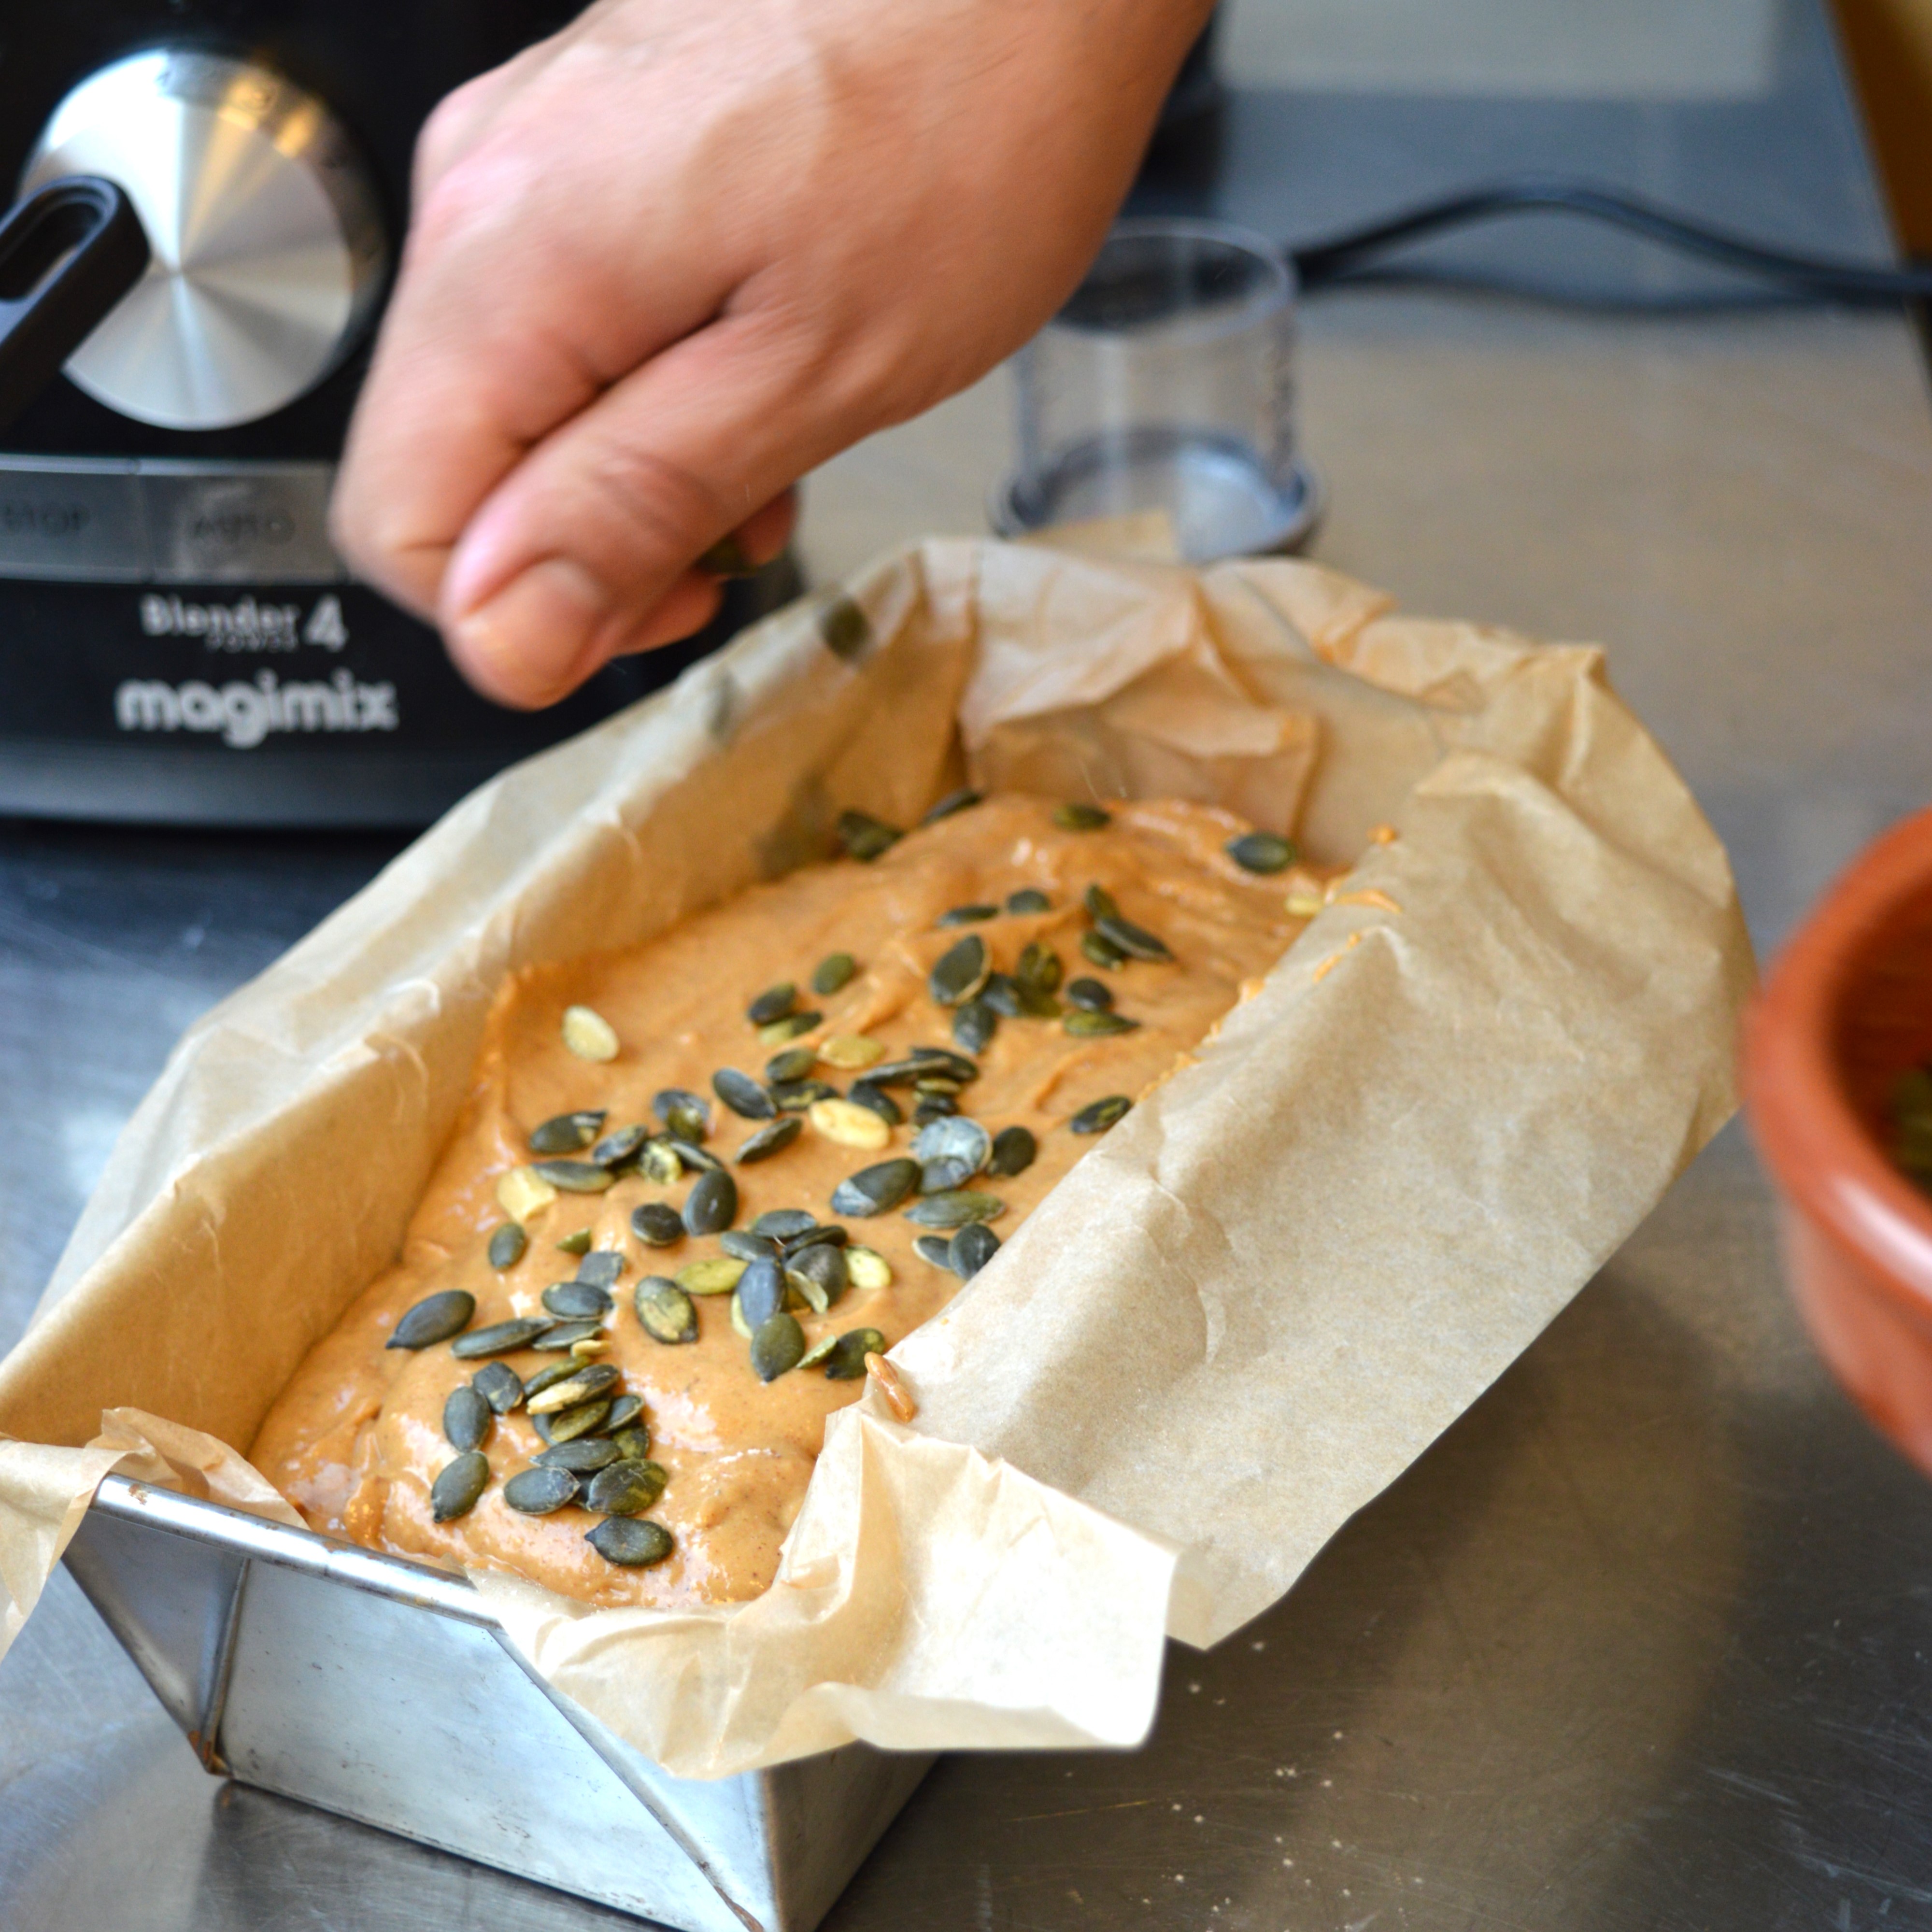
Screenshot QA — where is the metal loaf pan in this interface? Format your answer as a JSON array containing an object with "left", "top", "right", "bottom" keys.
[{"left": 63, "top": 1474, "right": 932, "bottom": 1931}]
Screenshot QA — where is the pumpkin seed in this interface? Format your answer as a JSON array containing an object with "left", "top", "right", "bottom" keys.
[
  {"left": 562, "top": 1005, "right": 620, "bottom": 1062},
  {"left": 752, "top": 1208, "right": 818, "bottom": 1239},
  {"left": 535, "top": 1437, "right": 621, "bottom": 1474},
  {"left": 747, "top": 982, "right": 797, "bottom": 1026},
  {"left": 1065, "top": 977, "right": 1114, "bottom": 1012},
  {"left": 914, "top": 1075, "right": 963, "bottom": 1097},
  {"left": 523, "top": 1359, "right": 585, "bottom": 1399},
  {"left": 812, "top": 952, "right": 857, "bottom": 996},
  {"left": 758, "top": 1010, "right": 822, "bottom": 1048},
  {"left": 752, "top": 1312, "right": 807, "bottom": 1382},
  {"left": 738, "top": 1116, "right": 803, "bottom": 1164},
  {"left": 1054, "top": 802, "right": 1111, "bottom": 830},
  {"left": 636, "top": 1277, "right": 698, "bottom": 1344},
  {"left": 531, "top": 1159, "right": 616, "bottom": 1194},
  {"left": 824, "top": 1328, "right": 887, "bottom": 1380},
  {"left": 1095, "top": 910, "right": 1171, "bottom": 962},
  {"left": 737, "top": 1257, "right": 789, "bottom": 1330},
  {"left": 905, "top": 1190, "right": 1005, "bottom": 1228},
  {"left": 913, "top": 1234, "right": 954, "bottom": 1270},
  {"left": 923, "top": 787, "right": 981, "bottom": 824},
  {"left": 497, "top": 1165, "right": 557, "bottom": 1220},
  {"left": 683, "top": 1167, "right": 739, "bottom": 1236},
  {"left": 913, "top": 1115, "right": 992, "bottom": 1175},
  {"left": 790, "top": 1240, "right": 848, "bottom": 1307},
  {"left": 588, "top": 1517, "right": 674, "bottom": 1566},
  {"left": 920, "top": 1156, "right": 979, "bottom": 1194},
  {"left": 1080, "top": 930, "right": 1128, "bottom": 971},
  {"left": 938, "top": 903, "right": 998, "bottom": 926},
  {"left": 387, "top": 1289, "right": 475, "bottom": 1351},
  {"left": 846, "top": 1080, "right": 903, "bottom": 1124},
  {"left": 730, "top": 1293, "right": 754, "bottom": 1341},
  {"left": 712, "top": 1067, "right": 776, "bottom": 1121},
  {"left": 781, "top": 1222, "right": 848, "bottom": 1254},
  {"left": 985, "top": 1125, "right": 1038, "bottom": 1178},
  {"left": 765, "top": 1045, "right": 818, "bottom": 1084},
  {"left": 810, "top": 1096, "right": 892, "bottom": 1150},
  {"left": 721, "top": 1229, "right": 780, "bottom": 1263},
  {"left": 949, "top": 1222, "right": 1001, "bottom": 1280},
  {"left": 1070, "top": 1094, "right": 1132, "bottom": 1134},
  {"left": 504, "top": 1466, "right": 581, "bottom": 1513},
  {"left": 1016, "top": 941, "right": 1063, "bottom": 994},
  {"left": 1084, "top": 883, "right": 1120, "bottom": 921},
  {"left": 527, "top": 1363, "right": 620, "bottom": 1416},
  {"left": 912, "top": 1095, "right": 957, "bottom": 1123},
  {"left": 788, "top": 1268, "right": 830, "bottom": 1315},
  {"left": 531, "top": 1320, "right": 604, "bottom": 1351},
  {"left": 929, "top": 935, "right": 990, "bottom": 1008},
  {"left": 602, "top": 1393, "right": 646, "bottom": 1433},
  {"left": 634, "top": 1139, "right": 679, "bottom": 1185},
  {"left": 443, "top": 1384, "right": 493, "bottom": 1451},
  {"left": 472, "top": 1362, "right": 525, "bottom": 1415},
  {"left": 952, "top": 998, "right": 997, "bottom": 1054},
  {"left": 653, "top": 1088, "right": 711, "bottom": 1141},
  {"left": 981, "top": 974, "right": 1023, "bottom": 1019},
  {"left": 431, "top": 1451, "right": 491, "bottom": 1522},
  {"left": 820, "top": 594, "right": 871, "bottom": 660},
  {"left": 1065, "top": 1009, "right": 1141, "bottom": 1037},
  {"left": 665, "top": 1136, "right": 722, "bottom": 1173},
  {"left": 830, "top": 1157, "right": 921, "bottom": 1217},
  {"left": 570, "top": 1338, "right": 609, "bottom": 1359},
  {"left": 588, "top": 1123, "right": 648, "bottom": 1169},
  {"left": 486, "top": 1222, "right": 527, "bottom": 1271},
  {"left": 1227, "top": 830, "right": 1298, "bottom": 874},
  {"left": 543, "top": 1280, "right": 614, "bottom": 1320},
  {"left": 530, "top": 1109, "right": 606, "bottom": 1155},
  {"left": 588, "top": 1460, "right": 668, "bottom": 1516},
  {"left": 610, "top": 1424, "right": 653, "bottom": 1462},
  {"left": 837, "top": 809, "right": 900, "bottom": 861},
  {"left": 798, "top": 1332, "right": 840, "bottom": 1369},
  {"left": 773, "top": 1079, "right": 838, "bottom": 1111},
  {"left": 630, "top": 1201, "right": 684, "bottom": 1248},
  {"left": 577, "top": 1250, "right": 625, "bottom": 1289},
  {"left": 544, "top": 1397, "right": 613, "bottom": 1443},
  {"left": 867, "top": 1051, "right": 978, "bottom": 1087},
  {"left": 845, "top": 1246, "right": 892, "bottom": 1290},
  {"left": 676, "top": 1257, "right": 747, "bottom": 1295},
  {"left": 820, "top": 1033, "right": 884, "bottom": 1069},
  {"left": 1005, "top": 888, "right": 1052, "bottom": 914},
  {"left": 556, "top": 1228, "right": 593, "bottom": 1256}
]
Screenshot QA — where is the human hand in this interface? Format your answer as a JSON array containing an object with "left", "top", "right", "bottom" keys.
[{"left": 330, "top": 0, "right": 1213, "bottom": 707}]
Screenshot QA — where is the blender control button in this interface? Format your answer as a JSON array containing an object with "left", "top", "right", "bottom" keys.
[
  {"left": 0, "top": 458, "right": 148, "bottom": 582},
  {"left": 140, "top": 464, "right": 343, "bottom": 583}
]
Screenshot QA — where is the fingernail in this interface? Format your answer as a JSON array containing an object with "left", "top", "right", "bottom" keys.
[
  {"left": 697, "top": 535, "right": 755, "bottom": 579},
  {"left": 451, "top": 557, "right": 610, "bottom": 705}
]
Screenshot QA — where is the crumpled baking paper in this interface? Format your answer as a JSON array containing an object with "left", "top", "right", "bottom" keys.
[{"left": 0, "top": 538, "right": 1751, "bottom": 1778}]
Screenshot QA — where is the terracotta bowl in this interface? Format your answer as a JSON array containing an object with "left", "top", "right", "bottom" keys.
[{"left": 1745, "top": 804, "right": 1932, "bottom": 1475}]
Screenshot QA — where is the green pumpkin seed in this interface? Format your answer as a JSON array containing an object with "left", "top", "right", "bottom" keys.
[
  {"left": 653, "top": 1089, "right": 711, "bottom": 1140},
  {"left": 837, "top": 808, "right": 900, "bottom": 861},
  {"left": 587, "top": 1124, "right": 645, "bottom": 1169},
  {"left": 1005, "top": 888, "right": 1052, "bottom": 914},
  {"left": 985, "top": 1125, "right": 1038, "bottom": 1178},
  {"left": 737, "top": 1257, "right": 788, "bottom": 1330},
  {"left": 531, "top": 1159, "right": 616, "bottom": 1194},
  {"left": 758, "top": 1010, "right": 822, "bottom": 1047},
  {"left": 531, "top": 1319, "right": 604, "bottom": 1351},
  {"left": 765, "top": 1045, "right": 818, "bottom": 1084},
  {"left": 905, "top": 1190, "right": 1005, "bottom": 1228},
  {"left": 450, "top": 1316, "right": 549, "bottom": 1360},
  {"left": 722, "top": 1229, "right": 780, "bottom": 1262},
  {"left": 913, "top": 1234, "right": 954, "bottom": 1270},
  {"left": 387, "top": 1289, "right": 476, "bottom": 1351},
  {"left": 912, "top": 1095, "right": 957, "bottom": 1123},
  {"left": 920, "top": 1156, "right": 978, "bottom": 1193},
  {"left": 1095, "top": 911, "right": 1172, "bottom": 963},
  {"left": 588, "top": 1517, "right": 674, "bottom": 1566},
  {"left": 738, "top": 1116, "right": 803, "bottom": 1164},
  {"left": 824, "top": 1328, "right": 887, "bottom": 1380},
  {"left": 949, "top": 1223, "right": 1001, "bottom": 1280},
  {"left": 773, "top": 1078, "right": 838, "bottom": 1111},
  {"left": 923, "top": 787, "right": 982, "bottom": 824},
  {"left": 557, "top": 1228, "right": 593, "bottom": 1255},
  {"left": 789, "top": 1239, "right": 848, "bottom": 1307},
  {"left": 938, "top": 903, "right": 998, "bottom": 926},
  {"left": 1065, "top": 1009, "right": 1141, "bottom": 1037},
  {"left": 952, "top": 998, "right": 997, "bottom": 1054},
  {"left": 431, "top": 1451, "right": 491, "bottom": 1522},
  {"left": 747, "top": 982, "right": 797, "bottom": 1026},
  {"left": 683, "top": 1167, "right": 739, "bottom": 1236},
  {"left": 1070, "top": 1094, "right": 1132, "bottom": 1134},
  {"left": 929, "top": 935, "right": 990, "bottom": 1008},
  {"left": 914, "top": 1075, "right": 963, "bottom": 1097},
  {"left": 811, "top": 952, "right": 857, "bottom": 996},
  {"left": 1055, "top": 802, "right": 1111, "bottom": 830},
  {"left": 666, "top": 1136, "right": 722, "bottom": 1173},
  {"left": 504, "top": 1466, "right": 581, "bottom": 1513},
  {"left": 602, "top": 1393, "right": 646, "bottom": 1433},
  {"left": 523, "top": 1359, "right": 587, "bottom": 1400},
  {"left": 535, "top": 1437, "right": 621, "bottom": 1474},
  {"left": 782, "top": 1222, "right": 848, "bottom": 1255},
  {"left": 486, "top": 1223, "right": 527, "bottom": 1270},
  {"left": 914, "top": 1113, "right": 991, "bottom": 1172},
  {"left": 443, "top": 1384, "right": 493, "bottom": 1451},
  {"left": 1016, "top": 941, "right": 1064, "bottom": 994},
  {"left": 588, "top": 1460, "right": 668, "bottom": 1516},
  {"left": 529, "top": 1109, "right": 606, "bottom": 1155},
  {"left": 873, "top": 1048, "right": 979, "bottom": 1084},
  {"left": 577, "top": 1250, "right": 625, "bottom": 1290},
  {"left": 544, "top": 1280, "right": 614, "bottom": 1320},
  {"left": 630, "top": 1201, "right": 684, "bottom": 1248},
  {"left": 712, "top": 1067, "right": 775, "bottom": 1121},
  {"left": 753, "top": 1208, "right": 818, "bottom": 1239},
  {"left": 830, "top": 1157, "right": 921, "bottom": 1218},
  {"left": 1226, "top": 830, "right": 1298, "bottom": 874},
  {"left": 1065, "top": 977, "right": 1114, "bottom": 1012},
  {"left": 798, "top": 1332, "right": 840, "bottom": 1369},
  {"left": 676, "top": 1256, "right": 747, "bottom": 1295},
  {"left": 472, "top": 1362, "right": 525, "bottom": 1414},
  {"left": 846, "top": 1081, "right": 903, "bottom": 1124},
  {"left": 527, "top": 1364, "right": 621, "bottom": 1415},
  {"left": 1084, "top": 883, "right": 1120, "bottom": 922},
  {"left": 751, "top": 1312, "right": 807, "bottom": 1382},
  {"left": 609, "top": 1424, "right": 653, "bottom": 1462},
  {"left": 636, "top": 1276, "right": 697, "bottom": 1344},
  {"left": 543, "top": 1397, "right": 613, "bottom": 1444},
  {"left": 981, "top": 973, "right": 1024, "bottom": 1019},
  {"left": 1080, "top": 929, "right": 1128, "bottom": 970}
]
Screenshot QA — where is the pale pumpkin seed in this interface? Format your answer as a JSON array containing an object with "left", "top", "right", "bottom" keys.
[
  {"left": 588, "top": 1460, "right": 668, "bottom": 1516},
  {"left": 765, "top": 1044, "right": 818, "bottom": 1084},
  {"left": 387, "top": 1289, "right": 475, "bottom": 1351},
  {"left": 913, "top": 1234, "right": 954, "bottom": 1269},
  {"left": 837, "top": 809, "right": 900, "bottom": 861},
  {"left": 472, "top": 1362, "right": 524, "bottom": 1414},
  {"left": 952, "top": 998, "right": 997, "bottom": 1054},
  {"left": 747, "top": 982, "right": 796, "bottom": 1026},
  {"left": 527, "top": 1363, "right": 621, "bottom": 1416},
  {"left": 738, "top": 1116, "right": 803, "bottom": 1164},
  {"left": 788, "top": 1268, "right": 830, "bottom": 1315},
  {"left": 810, "top": 1096, "right": 892, "bottom": 1150},
  {"left": 830, "top": 1157, "right": 921, "bottom": 1217},
  {"left": 529, "top": 1109, "right": 605, "bottom": 1155},
  {"left": 905, "top": 1190, "right": 1004, "bottom": 1228},
  {"left": 653, "top": 1088, "right": 710, "bottom": 1141},
  {"left": 846, "top": 1080, "right": 903, "bottom": 1125},
  {"left": 712, "top": 1067, "right": 775, "bottom": 1121},
  {"left": 504, "top": 1466, "right": 580, "bottom": 1514},
  {"left": 531, "top": 1159, "right": 616, "bottom": 1194},
  {"left": 556, "top": 1228, "right": 592, "bottom": 1256},
  {"left": 1095, "top": 911, "right": 1172, "bottom": 963},
  {"left": 535, "top": 1437, "right": 620, "bottom": 1474},
  {"left": 497, "top": 1165, "right": 558, "bottom": 1220},
  {"left": 1227, "top": 830, "right": 1297, "bottom": 874},
  {"left": 443, "top": 1384, "right": 493, "bottom": 1451},
  {"left": 630, "top": 1201, "right": 684, "bottom": 1248},
  {"left": 824, "top": 1328, "right": 887, "bottom": 1380},
  {"left": 1054, "top": 802, "right": 1111, "bottom": 830},
  {"left": 729, "top": 1293, "right": 754, "bottom": 1341},
  {"left": 639, "top": 1139, "right": 684, "bottom": 1185},
  {"left": 588, "top": 1518, "right": 674, "bottom": 1566},
  {"left": 562, "top": 1005, "right": 620, "bottom": 1062},
  {"left": 1005, "top": 888, "right": 1052, "bottom": 914},
  {"left": 683, "top": 1167, "right": 739, "bottom": 1236},
  {"left": 1065, "top": 977, "right": 1113, "bottom": 1012},
  {"left": 812, "top": 952, "right": 857, "bottom": 996},
  {"left": 929, "top": 934, "right": 990, "bottom": 1008},
  {"left": 798, "top": 1332, "right": 840, "bottom": 1369},
  {"left": 773, "top": 1078, "right": 838, "bottom": 1111},
  {"left": 758, "top": 1010, "right": 822, "bottom": 1048},
  {"left": 1070, "top": 1094, "right": 1132, "bottom": 1134},
  {"left": 543, "top": 1280, "right": 614, "bottom": 1320},
  {"left": 845, "top": 1245, "right": 893, "bottom": 1290},
  {"left": 923, "top": 787, "right": 981, "bottom": 824},
  {"left": 820, "top": 1033, "right": 884, "bottom": 1070},
  {"left": 676, "top": 1256, "right": 747, "bottom": 1295},
  {"left": 577, "top": 1250, "right": 625, "bottom": 1290},
  {"left": 752, "top": 1312, "right": 807, "bottom": 1382},
  {"left": 636, "top": 1278, "right": 698, "bottom": 1344},
  {"left": 949, "top": 1222, "right": 1001, "bottom": 1280},
  {"left": 985, "top": 1125, "right": 1038, "bottom": 1178},
  {"left": 486, "top": 1222, "right": 526, "bottom": 1271},
  {"left": 721, "top": 1230, "right": 780, "bottom": 1263},
  {"left": 1065, "top": 1009, "right": 1140, "bottom": 1037},
  {"left": 1080, "top": 930, "right": 1128, "bottom": 971},
  {"left": 938, "top": 903, "right": 998, "bottom": 926},
  {"left": 431, "top": 1452, "right": 490, "bottom": 1522},
  {"left": 752, "top": 1208, "right": 818, "bottom": 1239}
]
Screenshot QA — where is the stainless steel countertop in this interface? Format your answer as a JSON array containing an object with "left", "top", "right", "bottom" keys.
[{"left": 7, "top": 2, "right": 1932, "bottom": 1925}]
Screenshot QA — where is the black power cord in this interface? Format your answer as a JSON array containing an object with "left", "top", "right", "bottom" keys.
[{"left": 1287, "top": 176, "right": 1932, "bottom": 307}]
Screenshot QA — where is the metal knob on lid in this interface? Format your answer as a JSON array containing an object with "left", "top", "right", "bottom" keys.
[{"left": 21, "top": 50, "right": 388, "bottom": 431}]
